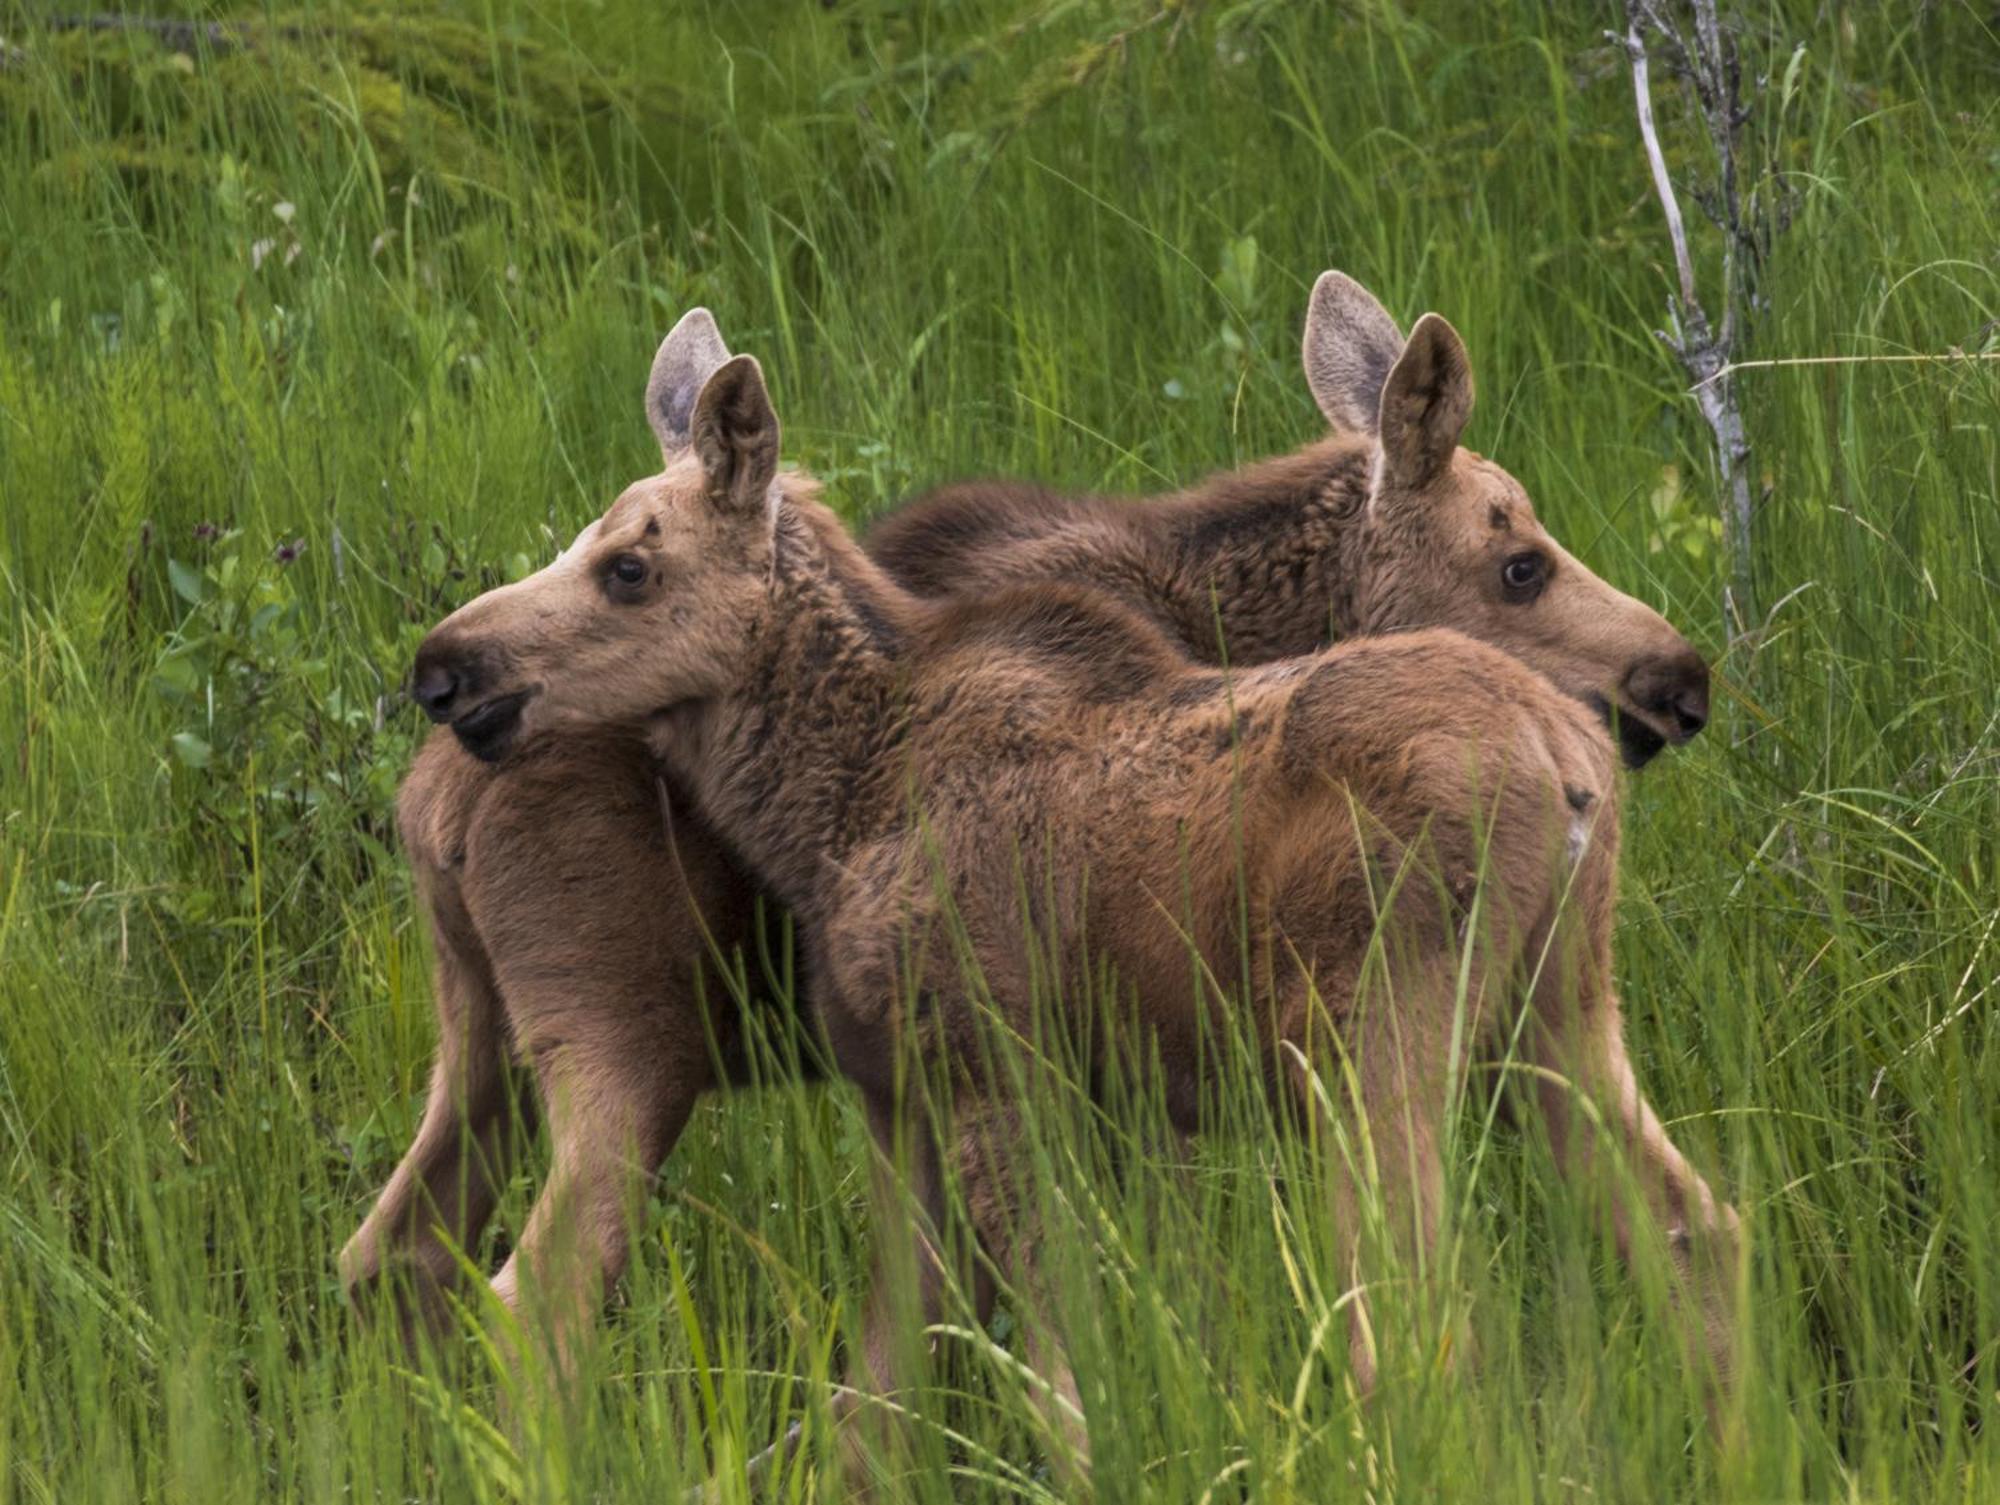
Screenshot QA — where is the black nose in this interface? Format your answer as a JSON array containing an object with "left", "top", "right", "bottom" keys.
[
  {"left": 411, "top": 655, "right": 461, "bottom": 722},
  {"left": 1630, "top": 651, "right": 1710, "bottom": 742},
  {"left": 1666, "top": 679, "right": 1709, "bottom": 739}
]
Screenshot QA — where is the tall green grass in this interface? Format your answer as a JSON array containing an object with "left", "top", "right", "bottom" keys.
[{"left": 2, "top": 1, "right": 1996, "bottom": 1498}]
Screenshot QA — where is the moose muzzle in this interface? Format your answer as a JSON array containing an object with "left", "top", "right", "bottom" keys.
[
  {"left": 1612, "top": 649, "right": 1710, "bottom": 768},
  {"left": 410, "top": 637, "right": 530, "bottom": 763}
]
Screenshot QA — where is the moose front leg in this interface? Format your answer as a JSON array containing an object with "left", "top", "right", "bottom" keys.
[
  {"left": 723, "top": 1091, "right": 1088, "bottom": 1501},
  {"left": 793, "top": 1086, "right": 953, "bottom": 1500},
  {"left": 949, "top": 1096, "right": 1089, "bottom": 1481},
  {"left": 1530, "top": 991, "right": 1741, "bottom": 1396}
]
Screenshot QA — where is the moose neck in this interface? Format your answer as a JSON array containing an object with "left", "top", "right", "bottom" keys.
[
  {"left": 656, "top": 496, "right": 914, "bottom": 912},
  {"left": 1158, "top": 436, "right": 1376, "bottom": 659}
]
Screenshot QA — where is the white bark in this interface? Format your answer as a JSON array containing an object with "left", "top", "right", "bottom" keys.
[{"left": 1620, "top": 0, "right": 1761, "bottom": 637}]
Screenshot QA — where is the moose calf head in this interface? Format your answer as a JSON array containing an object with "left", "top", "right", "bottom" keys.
[
  {"left": 411, "top": 310, "right": 783, "bottom": 762},
  {"left": 1303, "top": 272, "right": 1710, "bottom": 767}
]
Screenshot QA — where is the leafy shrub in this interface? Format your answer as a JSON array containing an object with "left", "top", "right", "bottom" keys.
[{"left": 150, "top": 525, "right": 420, "bottom": 926}]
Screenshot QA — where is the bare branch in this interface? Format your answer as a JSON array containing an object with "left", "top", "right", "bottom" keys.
[
  {"left": 1693, "top": 350, "right": 2000, "bottom": 388},
  {"left": 1622, "top": 17, "right": 1703, "bottom": 318},
  {"left": 1621, "top": 0, "right": 1773, "bottom": 639}
]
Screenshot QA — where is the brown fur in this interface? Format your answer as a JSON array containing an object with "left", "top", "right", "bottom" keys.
[
  {"left": 400, "top": 324, "right": 1739, "bottom": 1473},
  {"left": 866, "top": 285, "right": 1709, "bottom": 769},
  {"left": 341, "top": 731, "right": 758, "bottom": 1351}
]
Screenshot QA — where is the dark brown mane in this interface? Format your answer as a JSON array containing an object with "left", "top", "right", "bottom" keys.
[
  {"left": 1158, "top": 437, "right": 1370, "bottom": 556},
  {"left": 862, "top": 481, "right": 1113, "bottom": 597},
  {"left": 861, "top": 435, "right": 1376, "bottom": 666},
  {"left": 773, "top": 484, "right": 920, "bottom": 652},
  {"left": 779, "top": 486, "right": 1192, "bottom": 691},
  {"left": 919, "top": 581, "right": 1190, "bottom": 702},
  {"left": 866, "top": 436, "right": 1369, "bottom": 570}
]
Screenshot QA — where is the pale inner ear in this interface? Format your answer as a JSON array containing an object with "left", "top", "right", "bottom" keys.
[
  {"left": 1376, "top": 312, "right": 1473, "bottom": 490},
  {"left": 646, "top": 308, "right": 732, "bottom": 460},
  {"left": 690, "top": 354, "right": 781, "bottom": 513},
  {"left": 1301, "top": 270, "right": 1406, "bottom": 435}
]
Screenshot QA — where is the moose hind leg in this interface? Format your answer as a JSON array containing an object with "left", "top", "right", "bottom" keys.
[
  {"left": 463, "top": 743, "right": 757, "bottom": 1387},
  {"left": 1283, "top": 957, "right": 1459, "bottom": 1398},
  {"left": 339, "top": 875, "right": 523, "bottom": 1347},
  {"left": 486, "top": 1017, "right": 704, "bottom": 1385}
]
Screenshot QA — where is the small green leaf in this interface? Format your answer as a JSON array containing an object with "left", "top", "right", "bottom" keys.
[
  {"left": 1780, "top": 44, "right": 1808, "bottom": 115},
  {"left": 168, "top": 558, "right": 205, "bottom": 604},
  {"left": 170, "top": 732, "right": 212, "bottom": 769},
  {"left": 1218, "top": 234, "right": 1259, "bottom": 311},
  {"left": 153, "top": 650, "right": 201, "bottom": 698}
]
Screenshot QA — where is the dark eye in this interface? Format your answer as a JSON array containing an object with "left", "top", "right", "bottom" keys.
[
  {"left": 1500, "top": 552, "right": 1546, "bottom": 600},
  {"left": 609, "top": 554, "right": 648, "bottom": 588}
]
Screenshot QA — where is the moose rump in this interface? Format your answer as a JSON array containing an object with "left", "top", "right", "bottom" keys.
[{"left": 795, "top": 588, "right": 1627, "bottom": 1395}]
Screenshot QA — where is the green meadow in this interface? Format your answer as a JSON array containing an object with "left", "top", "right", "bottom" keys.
[{"left": 2, "top": 2, "right": 1997, "bottom": 1498}]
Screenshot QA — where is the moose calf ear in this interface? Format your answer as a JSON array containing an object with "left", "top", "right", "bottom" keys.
[
  {"left": 646, "top": 308, "right": 733, "bottom": 459},
  {"left": 690, "top": 355, "right": 781, "bottom": 514},
  {"left": 1376, "top": 313, "right": 1473, "bottom": 491},
  {"left": 1301, "top": 270, "right": 1406, "bottom": 435}
]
